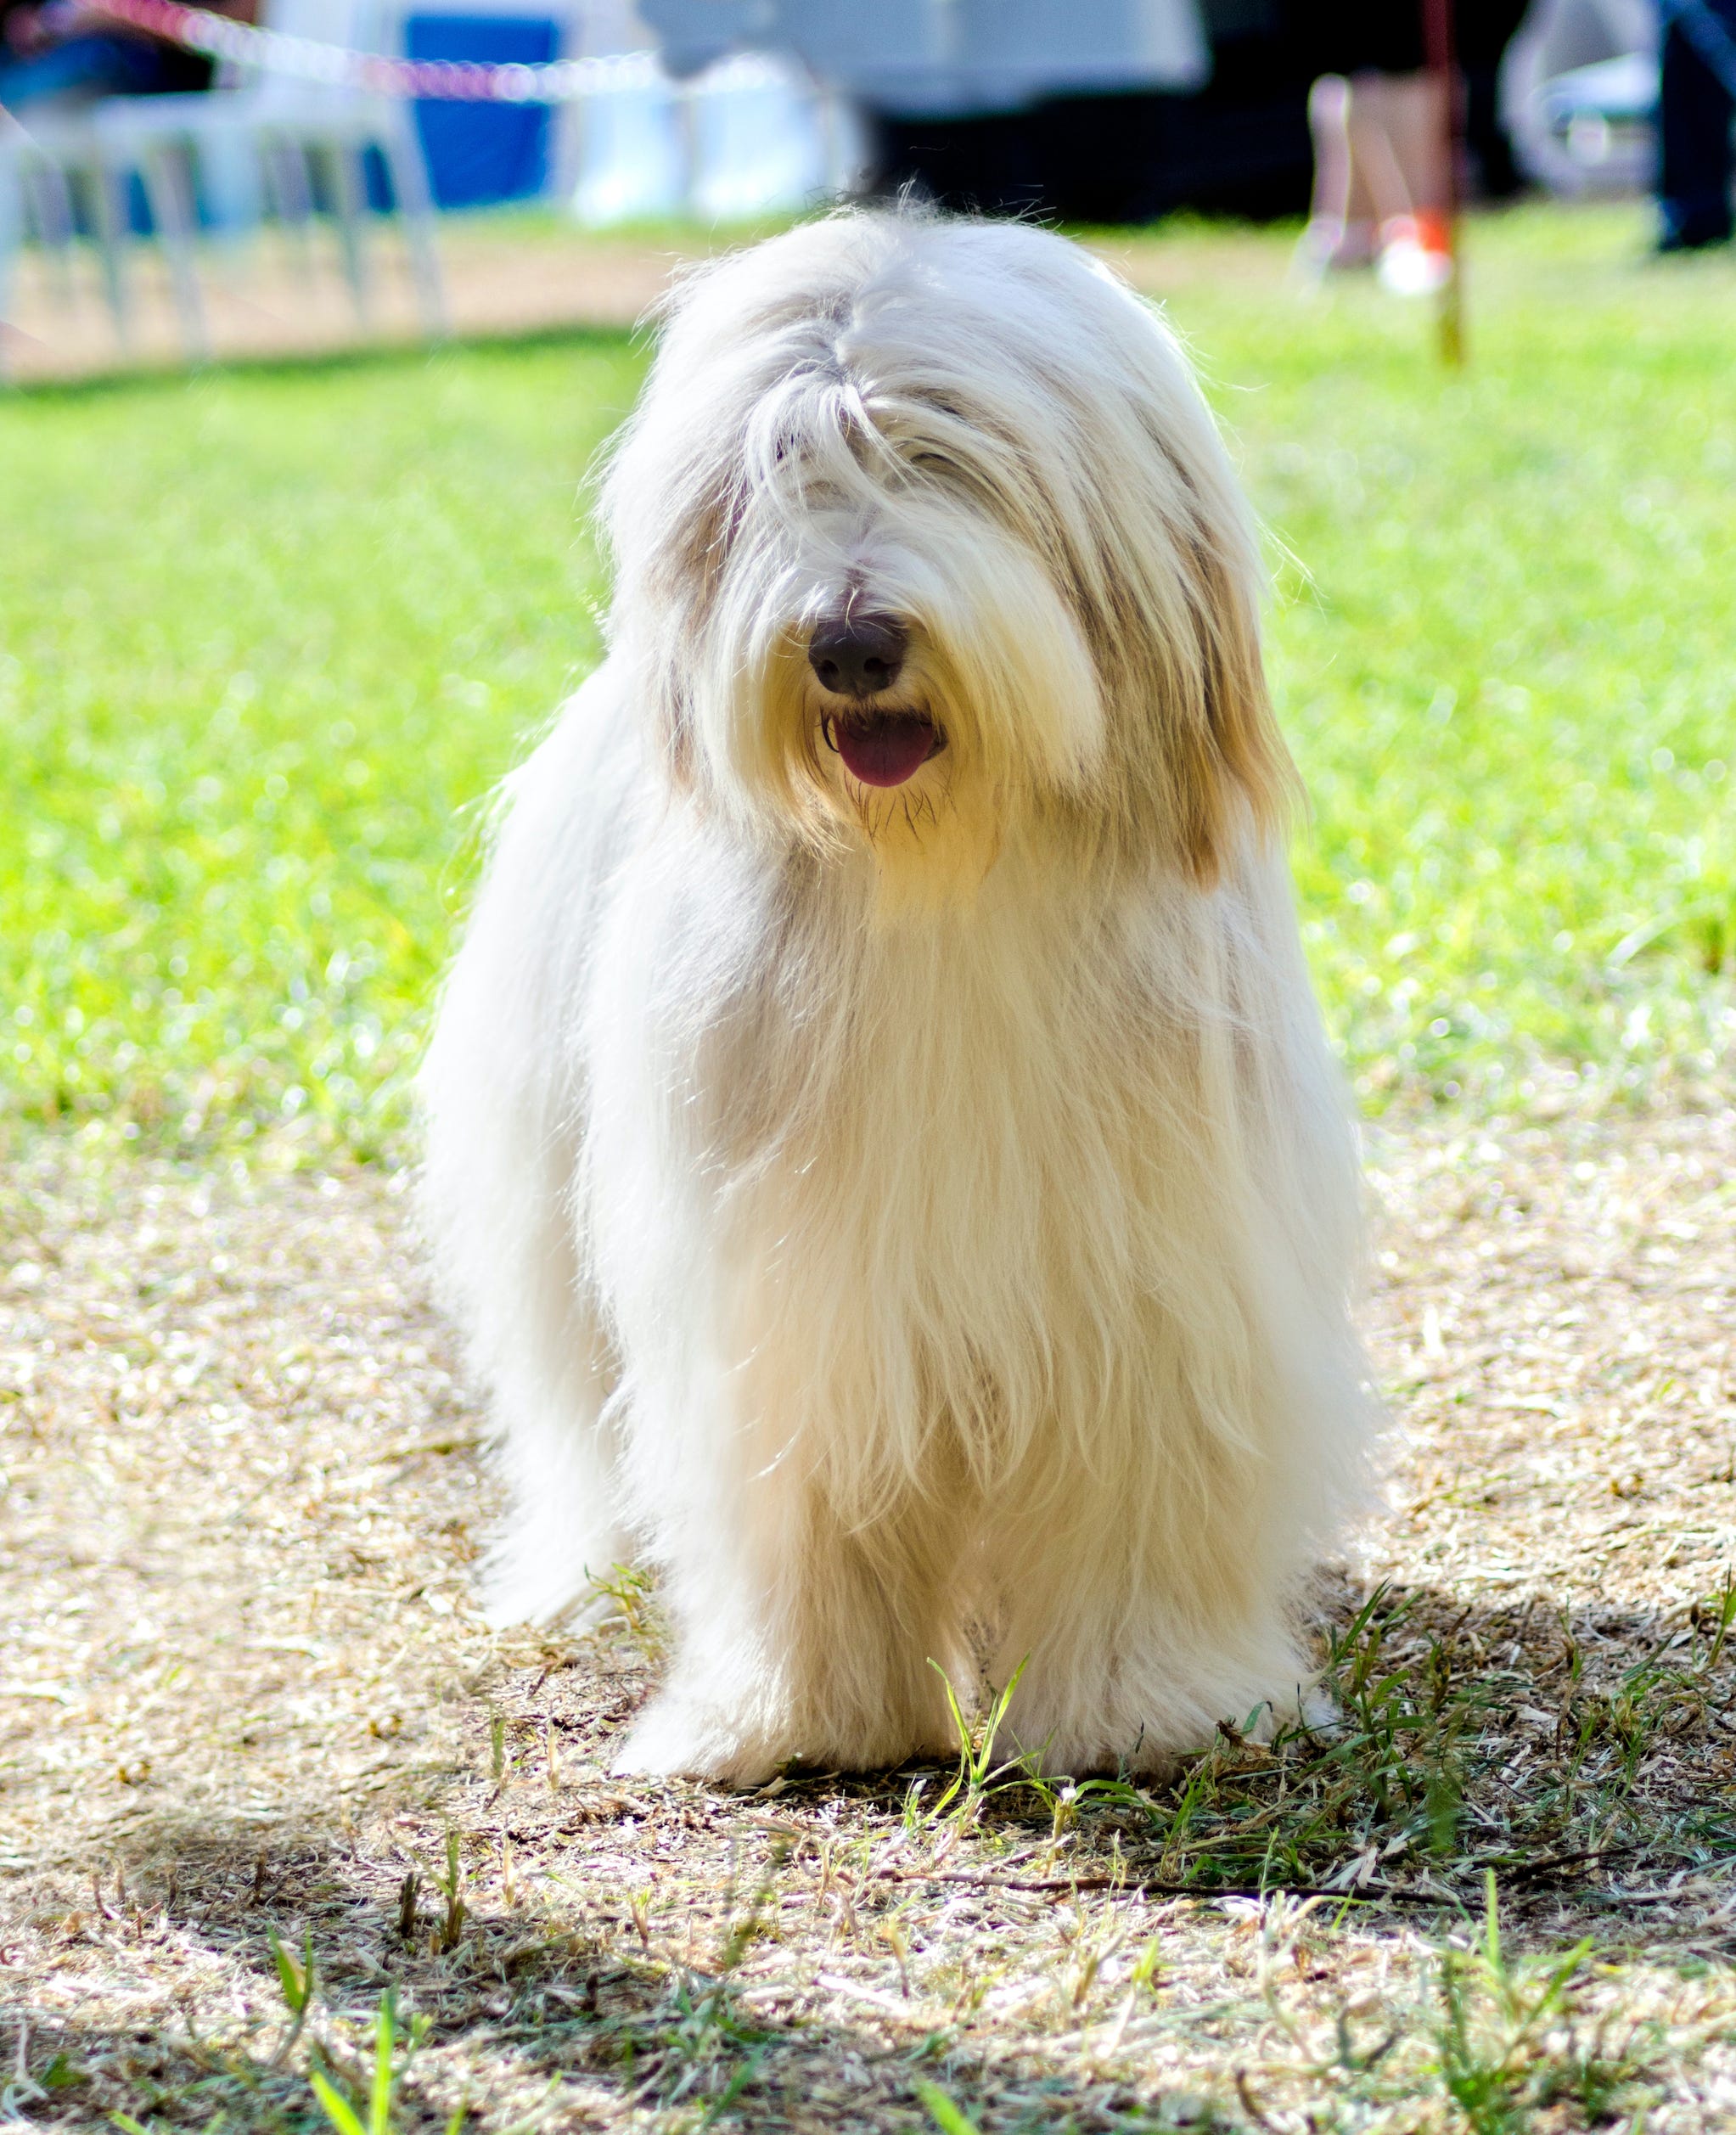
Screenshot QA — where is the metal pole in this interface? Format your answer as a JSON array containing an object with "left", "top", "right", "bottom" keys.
[{"left": 1422, "top": 0, "right": 1464, "bottom": 365}]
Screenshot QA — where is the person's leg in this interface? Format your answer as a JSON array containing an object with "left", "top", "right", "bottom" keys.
[
  {"left": 1297, "top": 73, "right": 1385, "bottom": 272},
  {"left": 1344, "top": 73, "right": 1419, "bottom": 223},
  {"left": 1352, "top": 70, "right": 1455, "bottom": 295},
  {"left": 1657, "top": 0, "right": 1736, "bottom": 250},
  {"left": 1306, "top": 74, "right": 1354, "bottom": 226},
  {"left": 1298, "top": 75, "right": 1371, "bottom": 271},
  {"left": 1378, "top": 70, "right": 1450, "bottom": 216}
]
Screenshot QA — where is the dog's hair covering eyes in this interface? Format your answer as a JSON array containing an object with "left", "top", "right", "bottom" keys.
[
  {"left": 598, "top": 212, "right": 1296, "bottom": 886},
  {"left": 420, "top": 211, "right": 1374, "bottom": 1786}
]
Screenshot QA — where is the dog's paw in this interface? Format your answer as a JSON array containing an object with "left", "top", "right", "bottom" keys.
[
  {"left": 1288, "top": 1683, "right": 1339, "bottom": 1736},
  {"left": 610, "top": 1694, "right": 785, "bottom": 1788},
  {"left": 1008, "top": 1722, "right": 1190, "bottom": 1782}
]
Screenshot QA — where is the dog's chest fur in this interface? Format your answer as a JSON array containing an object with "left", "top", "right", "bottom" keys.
[{"left": 583, "top": 829, "right": 1273, "bottom": 1503}]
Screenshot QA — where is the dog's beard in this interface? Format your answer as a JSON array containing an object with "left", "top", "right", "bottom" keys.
[{"left": 694, "top": 513, "right": 1109, "bottom": 915}]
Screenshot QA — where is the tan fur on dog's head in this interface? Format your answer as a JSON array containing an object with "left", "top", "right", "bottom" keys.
[{"left": 600, "top": 211, "right": 1295, "bottom": 902}]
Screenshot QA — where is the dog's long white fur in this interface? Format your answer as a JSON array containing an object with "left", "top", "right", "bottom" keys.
[{"left": 420, "top": 211, "right": 1374, "bottom": 1783}]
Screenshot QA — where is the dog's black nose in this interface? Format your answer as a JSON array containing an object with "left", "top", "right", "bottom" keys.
[{"left": 807, "top": 613, "right": 907, "bottom": 699}]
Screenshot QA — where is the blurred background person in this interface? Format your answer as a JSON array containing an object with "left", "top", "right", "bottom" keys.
[
  {"left": 0, "top": 0, "right": 254, "bottom": 112},
  {"left": 1656, "top": 0, "right": 1736, "bottom": 248},
  {"left": 637, "top": 2, "right": 1534, "bottom": 227},
  {"left": 1298, "top": 64, "right": 1454, "bottom": 289},
  {"left": 1297, "top": 1, "right": 1529, "bottom": 290}
]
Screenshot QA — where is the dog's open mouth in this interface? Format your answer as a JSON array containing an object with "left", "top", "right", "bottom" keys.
[{"left": 823, "top": 712, "right": 945, "bottom": 789}]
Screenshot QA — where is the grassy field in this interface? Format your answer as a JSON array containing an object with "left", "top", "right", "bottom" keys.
[{"left": 2, "top": 204, "right": 1733, "bottom": 1160}]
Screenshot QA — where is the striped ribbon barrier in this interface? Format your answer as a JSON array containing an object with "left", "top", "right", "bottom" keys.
[{"left": 82, "top": 0, "right": 790, "bottom": 103}]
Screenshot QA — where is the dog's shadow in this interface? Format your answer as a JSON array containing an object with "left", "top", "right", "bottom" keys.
[
  {"left": 25, "top": 1578, "right": 1735, "bottom": 2129},
  {"left": 761, "top": 1570, "right": 1736, "bottom": 1907}
]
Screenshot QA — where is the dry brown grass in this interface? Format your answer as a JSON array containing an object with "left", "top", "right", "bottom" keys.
[
  {"left": 3, "top": 1110, "right": 1734, "bottom": 2132},
  {"left": 0, "top": 220, "right": 716, "bottom": 384},
  {"left": 0, "top": 216, "right": 1309, "bottom": 386}
]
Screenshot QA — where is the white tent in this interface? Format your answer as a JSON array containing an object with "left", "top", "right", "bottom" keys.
[{"left": 638, "top": 0, "right": 1211, "bottom": 115}]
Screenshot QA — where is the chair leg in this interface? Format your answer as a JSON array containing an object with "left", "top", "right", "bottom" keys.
[
  {"left": 197, "top": 126, "right": 264, "bottom": 243},
  {"left": 262, "top": 133, "right": 319, "bottom": 289},
  {"left": 546, "top": 83, "right": 583, "bottom": 205},
  {"left": 379, "top": 118, "right": 446, "bottom": 337},
  {"left": 0, "top": 136, "right": 21, "bottom": 384},
  {"left": 85, "top": 156, "right": 134, "bottom": 352},
  {"left": 31, "top": 160, "right": 81, "bottom": 311},
  {"left": 817, "top": 87, "right": 867, "bottom": 201},
  {"left": 317, "top": 137, "right": 372, "bottom": 330},
  {"left": 139, "top": 139, "right": 210, "bottom": 361},
  {"left": 675, "top": 89, "right": 700, "bottom": 221}
]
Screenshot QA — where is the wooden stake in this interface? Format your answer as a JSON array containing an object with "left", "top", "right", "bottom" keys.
[{"left": 1423, "top": 0, "right": 1465, "bottom": 364}]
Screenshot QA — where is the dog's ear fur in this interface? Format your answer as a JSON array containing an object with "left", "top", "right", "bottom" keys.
[
  {"left": 1081, "top": 480, "right": 1297, "bottom": 888},
  {"left": 1174, "top": 529, "right": 1299, "bottom": 885},
  {"left": 610, "top": 453, "right": 750, "bottom": 803}
]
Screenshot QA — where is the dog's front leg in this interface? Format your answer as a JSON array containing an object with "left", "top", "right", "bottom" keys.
[
  {"left": 612, "top": 1449, "right": 969, "bottom": 1784},
  {"left": 986, "top": 1436, "right": 1312, "bottom": 1778}
]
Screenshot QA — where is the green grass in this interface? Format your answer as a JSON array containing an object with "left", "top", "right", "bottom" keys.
[
  {"left": 1243, "top": 207, "right": 1736, "bottom": 1113},
  {"left": 3, "top": 204, "right": 1733, "bottom": 1160},
  {"left": 1, "top": 334, "right": 638, "bottom": 1158}
]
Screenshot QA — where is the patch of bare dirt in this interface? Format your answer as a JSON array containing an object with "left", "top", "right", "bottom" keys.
[
  {"left": 0, "top": 223, "right": 1291, "bottom": 386},
  {"left": 1, "top": 1112, "right": 1733, "bottom": 2129},
  {"left": 1, "top": 222, "right": 722, "bottom": 385}
]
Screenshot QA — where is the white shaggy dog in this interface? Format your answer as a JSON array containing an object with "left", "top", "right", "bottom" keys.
[{"left": 420, "top": 210, "right": 1374, "bottom": 1784}]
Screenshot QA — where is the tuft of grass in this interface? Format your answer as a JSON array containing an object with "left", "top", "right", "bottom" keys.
[
  {"left": 1, "top": 207, "right": 1733, "bottom": 1160},
  {"left": 587, "top": 1559, "right": 667, "bottom": 1660},
  {"left": 1433, "top": 1875, "right": 1657, "bottom": 2132},
  {"left": 1121, "top": 1580, "right": 1736, "bottom": 1907},
  {"left": 267, "top": 1925, "right": 316, "bottom": 2066},
  {"left": 308, "top": 1991, "right": 405, "bottom": 2135},
  {"left": 928, "top": 1656, "right": 1029, "bottom": 1828},
  {"left": 434, "top": 1829, "right": 468, "bottom": 1955},
  {"left": 908, "top": 1573, "right": 1736, "bottom": 1926},
  {"left": 915, "top": 2082, "right": 983, "bottom": 2135}
]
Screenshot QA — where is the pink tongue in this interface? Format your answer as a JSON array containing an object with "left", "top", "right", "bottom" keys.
[{"left": 834, "top": 716, "right": 937, "bottom": 789}]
